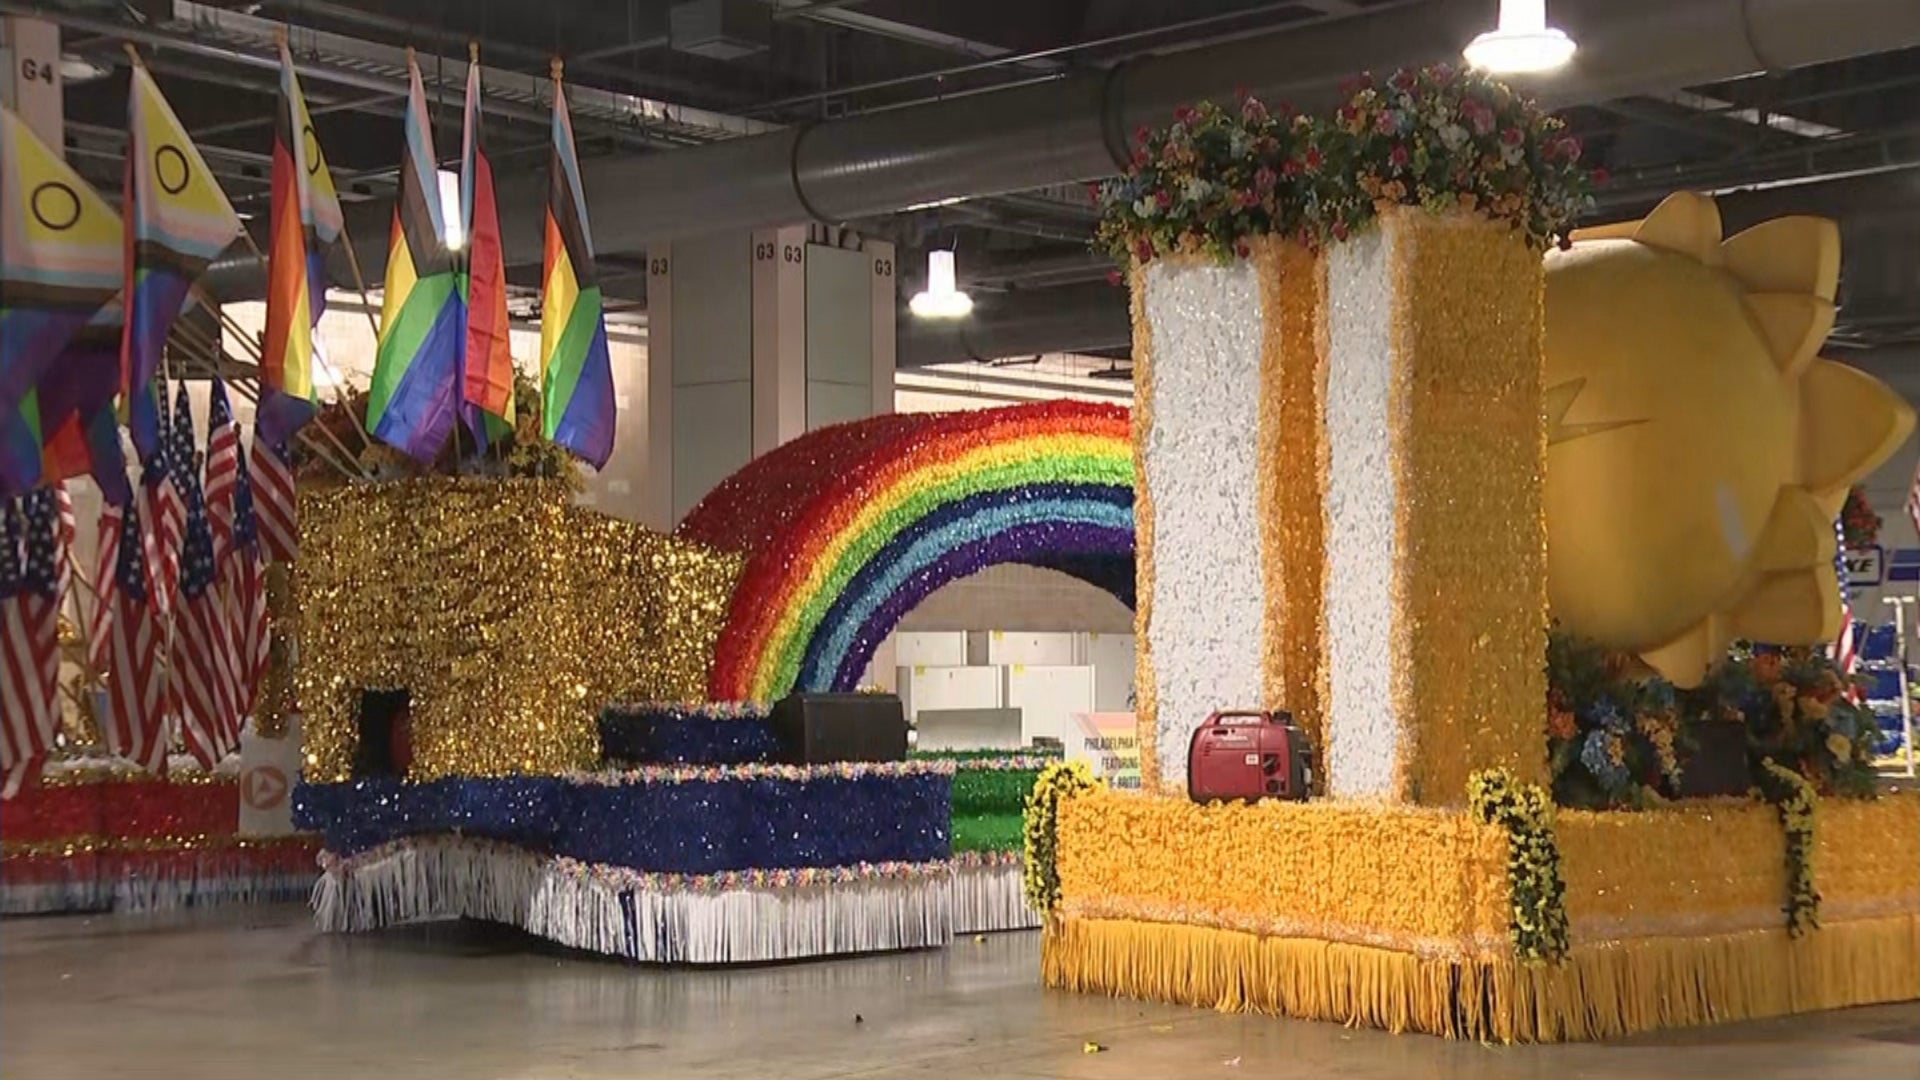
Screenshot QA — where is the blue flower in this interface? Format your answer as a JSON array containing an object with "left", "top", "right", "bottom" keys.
[
  {"left": 1644, "top": 680, "right": 1675, "bottom": 711},
  {"left": 1583, "top": 699, "right": 1628, "bottom": 734},
  {"left": 1580, "top": 730, "right": 1628, "bottom": 788}
]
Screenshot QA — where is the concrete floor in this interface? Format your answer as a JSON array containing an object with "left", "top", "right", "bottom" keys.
[{"left": 2, "top": 907, "right": 1915, "bottom": 1079}]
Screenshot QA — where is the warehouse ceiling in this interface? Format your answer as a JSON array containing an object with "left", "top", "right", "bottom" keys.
[{"left": 16, "top": 0, "right": 1920, "bottom": 363}]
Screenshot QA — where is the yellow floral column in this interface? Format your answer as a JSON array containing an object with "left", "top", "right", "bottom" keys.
[
  {"left": 1320, "top": 208, "right": 1548, "bottom": 803},
  {"left": 1255, "top": 237, "right": 1328, "bottom": 776}
]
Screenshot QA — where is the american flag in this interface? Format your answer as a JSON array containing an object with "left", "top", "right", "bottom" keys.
[
  {"left": 204, "top": 379, "right": 241, "bottom": 566},
  {"left": 51, "top": 482, "right": 74, "bottom": 604},
  {"left": 1908, "top": 456, "right": 1920, "bottom": 544},
  {"left": 86, "top": 502, "right": 123, "bottom": 674},
  {"left": 137, "top": 385, "right": 183, "bottom": 620},
  {"left": 2, "top": 492, "right": 66, "bottom": 796},
  {"left": 221, "top": 440, "right": 269, "bottom": 722},
  {"left": 101, "top": 500, "right": 166, "bottom": 772},
  {"left": 171, "top": 402, "right": 243, "bottom": 769},
  {"left": 251, "top": 422, "right": 298, "bottom": 563}
]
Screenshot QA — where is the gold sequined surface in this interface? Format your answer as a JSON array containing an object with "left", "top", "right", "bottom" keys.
[
  {"left": 1054, "top": 788, "right": 1512, "bottom": 959},
  {"left": 1128, "top": 261, "right": 1161, "bottom": 794},
  {"left": 1555, "top": 794, "right": 1920, "bottom": 942},
  {"left": 1255, "top": 238, "right": 1329, "bottom": 777},
  {"left": 297, "top": 480, "right": 742, "bottom": 780},
  {"left": 1388, "top": 209, "right": 1550, "bottom": 802}
]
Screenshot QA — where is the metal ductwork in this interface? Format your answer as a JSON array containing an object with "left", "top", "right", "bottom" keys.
[
  {"left": 190, "top": 0, "right": 1920, "bottom": 296},
  {"left": 897, "top": 169, "right": 1920, "bottom": 365},
  {"left": 898, "top": 282, "right": 1130, "bottom": 368},
  {"left": 552, "top": 0, "right": 1920, "bottom": 246}
]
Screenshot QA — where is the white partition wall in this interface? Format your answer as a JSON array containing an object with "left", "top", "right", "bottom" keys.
[{"left": 1003, "top": 665, "right": 1095, "bottom": 745}]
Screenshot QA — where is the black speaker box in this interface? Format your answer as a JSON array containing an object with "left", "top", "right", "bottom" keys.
[
  {"left": 769, "top": 693, "right": 907, "bottom": 765},
  {"left": 1678, "top": 721, "right": 1751, "bottom": 799}
]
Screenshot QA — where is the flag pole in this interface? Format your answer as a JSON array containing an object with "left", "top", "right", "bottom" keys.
[
  {"left": 167, "top": 317, "right": 371, "bottom": 482},
  {"left": 229, "top": 231, "right": 376, "bottom": 455}
]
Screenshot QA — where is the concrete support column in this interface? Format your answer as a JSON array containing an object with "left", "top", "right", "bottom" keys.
[
  {"left": 0, "top": 16, "right": 62, "bottom": 143},
  {"left": 644, "top": 228, "right": 897, "bottom": 530}
]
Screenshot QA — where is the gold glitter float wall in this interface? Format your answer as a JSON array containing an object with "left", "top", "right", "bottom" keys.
[{"left": 297, "top": 480, "right": 743, "bottom": 780}]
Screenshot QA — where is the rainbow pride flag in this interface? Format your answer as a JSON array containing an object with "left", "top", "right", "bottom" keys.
[
  {"left": 539, "top": 69, "right": 615, "bottom": 469},
  {"left": 260, "top": 40, "right": 344, "bottom": 446},
  {"left": 1, "top": 104, "right": 122, "bottom": 495},
  {"left": 459, "top": 52, "right": 515, "bottom": 446},
  {"left": 121, "top": 59, "right": 243, "bottom": 459},
  {"left": 30, "top": 308, "right": 131, "bottom": 509},
  {"left": 366, "top": 53, "right": 462, "bottom": 465}
]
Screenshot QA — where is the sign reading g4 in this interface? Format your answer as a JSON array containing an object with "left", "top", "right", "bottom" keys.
[{"left": 1845, "top": 545, "right": 1885, "bottom": 588}]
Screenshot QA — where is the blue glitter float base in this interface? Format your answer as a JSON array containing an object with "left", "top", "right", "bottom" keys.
[{"left": 293, "top": 765, "right": 953, "bottom": 875}]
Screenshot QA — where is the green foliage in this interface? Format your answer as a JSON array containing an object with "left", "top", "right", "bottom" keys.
[
  {"left": 1469, "top": 768, "right": 1569, "bottom": 964},
  {"left": 1022, "top": 761, "right": 1102, "bottom": 917},
  {"left": 1754, "top": 760, "right": 1822, "bottom": 937}
]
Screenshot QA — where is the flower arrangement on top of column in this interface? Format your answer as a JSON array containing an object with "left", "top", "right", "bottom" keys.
[
  {"left": 1092, "top": 92, "right": 1321, "bottom": 264},
  {"left": 1092, "top": 64, "right": 1598, "bottom": 259}
]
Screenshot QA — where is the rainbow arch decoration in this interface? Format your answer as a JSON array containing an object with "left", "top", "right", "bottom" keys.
[{"left": 681, "top": 401, "right": 1135, "bottom": 702}]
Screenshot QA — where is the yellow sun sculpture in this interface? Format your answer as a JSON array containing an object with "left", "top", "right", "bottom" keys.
[{"left": 1543, "top": 192, "right": 1914, "bottom": 687}]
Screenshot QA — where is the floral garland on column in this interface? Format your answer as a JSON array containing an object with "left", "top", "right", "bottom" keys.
[
  {"left": 1754, "top": 760, "right": 1822, "bottom": 937},
  {"left": 1467, "top": 768, "right": 1569, "bottom": 963},
  {"left": 1022, "top": 761, "right": 1103, "bottom": 918}
]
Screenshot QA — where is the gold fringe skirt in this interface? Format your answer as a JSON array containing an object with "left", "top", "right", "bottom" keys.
[{"left": 1042, "top": 914, "right": 1920, "bottom": 1043}]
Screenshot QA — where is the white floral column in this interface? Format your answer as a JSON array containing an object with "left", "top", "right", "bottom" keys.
[{"left": 1134, "top": 261, "right": 1267, "bottom": 791}]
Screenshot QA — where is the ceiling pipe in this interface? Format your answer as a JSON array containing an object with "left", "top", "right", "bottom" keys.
[
  {"left": 527, "top": 0, "right": 1920, "bottom": 248},
  {"left": 196, "top": 0, "right": 1920, "bottom": 298},
  {"left": 898, "top": 168, "right": 1920, "bottom": 366}
]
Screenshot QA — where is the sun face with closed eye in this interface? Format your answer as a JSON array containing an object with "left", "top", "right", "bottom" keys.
[{"left": 1542, "top": 192, "right": 1914, "bottom": 686}]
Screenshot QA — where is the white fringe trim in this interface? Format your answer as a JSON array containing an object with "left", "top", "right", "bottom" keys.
[
  {"left": 313, "top": 838, "right": 959, "bottom": 963},
  {"left": 951, "top": 856, "right": 1040, "bottom": 933},
  {"left": 2, "top": 869, "right": 313, "bottom": 915}
]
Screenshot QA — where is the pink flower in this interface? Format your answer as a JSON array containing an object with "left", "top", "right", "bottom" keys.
[
  {"left": 1390, "top": 69, "right": 1417, "bottom": 92},
  {"left": 1174, "top": 105, "right": 1196, "bottom": 124},
  {"left": 1558, "top": 136, "right": 1583, "bottom": 162},
  {"left": 1374, "top": 110, "right": 1399, "bottom": 135},
  {"left": 1501, "top": 126, "right": 1524, "bottom": 147},
  {"left": 1304, "top": 148, "right": 1325, "bottom": 171},
  {"left": 1234, "top": 240, "right": 1251, "bottom": 258},
  {"left": 1131, "top": 149, "right": 1149, "bottom": 169},
  {"left": 1331, "top": 220, "right": 1350, "bottom": 241},
  {"left": 1133, "top": 125, "right": 1151, "bottom": 147},
  {"left": 1389, "top": 144, "right": 1410, "bottom": 168},
  {"left": 1591, "top": 166, "right": 1611, "bottom": 185},
  {"left": 1133, "top": 238, "right": 1155, "bottom": 262},
  {"left": 1106, "top": 269, "right": 1124, "bottom": 286},
  {"left": 1254, "top": 166, "right": 1278, "bottom": 193},
  {"left": 1462, "top": 100, "right": 1495, "bottom": 135},
  {"left": 1281, "top": 158, "right": 1302, "bottom": 177},
  {"left": 1155, "top": 190, "right": 1172, "bottom": 209}
]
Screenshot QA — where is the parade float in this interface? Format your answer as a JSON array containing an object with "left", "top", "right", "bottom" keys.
[{"left": 1032, "top": 66, "right": 1919, "bottom": 1042}]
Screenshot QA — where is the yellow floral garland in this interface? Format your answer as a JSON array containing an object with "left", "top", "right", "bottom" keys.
[
  {"left": 1755, "top": 760, "right": 1821, "bottom": 937},
  {"left": 1468, "top": 768, "right": 1569, "bottom": 963},
  {"left": 1023, "top": 761, "right": 1104, "bottom": 917}
]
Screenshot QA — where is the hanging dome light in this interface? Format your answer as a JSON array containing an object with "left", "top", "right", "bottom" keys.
[
  {"left": 1464, "top": 0, "right": 1577, "bottom": 74},
  {"left": 909, "top": 249, "right": 973, "bottom": 320}
]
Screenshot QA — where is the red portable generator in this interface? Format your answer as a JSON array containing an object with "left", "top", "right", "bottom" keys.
[{"left": 1187, "top": 710, "right": 1314, "bottom": 803}]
